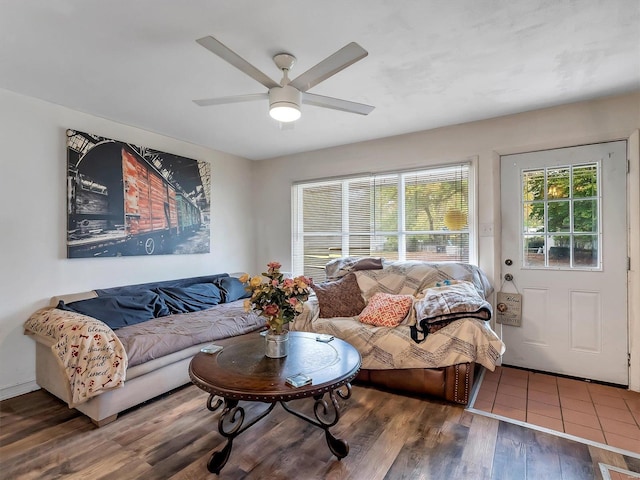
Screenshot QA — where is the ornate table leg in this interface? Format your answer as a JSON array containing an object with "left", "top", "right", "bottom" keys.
[
  {"left": 206, "top": 395, "right": 276, "bottom": 474},
  {"left": 281, "top": 382, "right": 353, "bottom": 459}
]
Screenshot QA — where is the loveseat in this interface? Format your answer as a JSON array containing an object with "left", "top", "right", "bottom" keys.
[
  {"left": 24, "top": 273, "right": 265, "bottom": 426},
  {"left": 291, "top": 259, "right": 506, "bottom": 405}
]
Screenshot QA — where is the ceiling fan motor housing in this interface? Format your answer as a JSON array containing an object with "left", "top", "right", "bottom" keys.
[{"left": 269, "top": 85, "right": 301, "bottom": 121}]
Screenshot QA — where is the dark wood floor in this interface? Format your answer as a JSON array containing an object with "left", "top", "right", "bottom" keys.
[{"left": 1, "top": 383, "right": 639, "bottom": 479}]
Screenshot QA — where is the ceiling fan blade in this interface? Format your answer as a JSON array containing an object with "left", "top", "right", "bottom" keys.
[
  {"left": 193, "top": 93, "right": 268, "bottom": 107},
  {"left": 302, "top": 92, "right": 375, "bottom": 115},
  {"left": 289, "top": 42, "right": 368, "bottom": 92},
  {"left": 196, "top": 36, "right": 279, "bottom": 89}
]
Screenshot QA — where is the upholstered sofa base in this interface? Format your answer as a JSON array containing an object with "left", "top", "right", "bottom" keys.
[
  {"left": 33, "top": 335, "right": 213, "bottom": 426},
  {"left": 356, "top": 362, "right": 478, "bottom": 405}
]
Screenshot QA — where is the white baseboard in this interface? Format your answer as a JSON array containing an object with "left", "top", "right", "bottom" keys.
[{"left": 0, "top": 381, "right": 40, "bottom": 401}]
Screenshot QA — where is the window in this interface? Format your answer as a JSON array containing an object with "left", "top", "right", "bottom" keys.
[
  {"left": 292, "top": 163, "right": 474, "bottom": 281},
  {"left": 521, "top": 162, "right": 601, "bottom": 269}
]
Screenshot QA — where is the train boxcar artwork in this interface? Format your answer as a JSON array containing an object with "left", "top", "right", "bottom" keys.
[{"left": 67, "top": 130, "right": 210, "bottom": 258}]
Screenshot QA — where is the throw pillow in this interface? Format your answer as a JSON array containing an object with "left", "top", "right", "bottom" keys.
[
  {"left": 214, "top": 276, "right": 251, "bottom": 303},
  {"left": 312, "top": 273, "right": 366, "bottom": 318},
  {"left": 153, "top": 283, "right": 223, "bottom": 314},
  {"left": 325, "top": 256, "right": 384, "bottom": 281},
  {"left": 57, "top": 290, "right": 170, "bottom": 330},
  {"left": 358, "top": 292, "right": 414, "bottom": 327}
]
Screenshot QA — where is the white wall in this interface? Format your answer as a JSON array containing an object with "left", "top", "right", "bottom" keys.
[
  {"left": 0, "top": 89, "right": 256, "bottom": 399},
  {"left": 2, "top": 89, "right": 638, "bottom": 399},
  {"left": 252, "top": 91, "right": 640, "bottom": 389}
]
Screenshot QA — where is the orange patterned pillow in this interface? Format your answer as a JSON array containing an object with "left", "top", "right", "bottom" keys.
[{"left": 358, "top": 292, "right": 414, "bottom": 327}]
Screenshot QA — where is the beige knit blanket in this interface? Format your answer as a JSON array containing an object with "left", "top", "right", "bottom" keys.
[{"left": 24, "top": 307, "right": 127, "bottom": 407}]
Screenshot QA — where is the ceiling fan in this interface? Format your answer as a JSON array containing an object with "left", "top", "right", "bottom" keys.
[{"left": 193, "top": 35, "right": 375, "bottom": 123}]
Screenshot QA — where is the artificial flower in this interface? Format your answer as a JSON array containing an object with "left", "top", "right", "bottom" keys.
[{"left": 241, "top": 262, "right": 312, "bottom": 334}]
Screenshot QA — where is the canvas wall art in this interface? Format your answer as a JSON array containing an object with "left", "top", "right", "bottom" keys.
[{"left": 66, "top": 129, "right": 211, "bottom": 258}]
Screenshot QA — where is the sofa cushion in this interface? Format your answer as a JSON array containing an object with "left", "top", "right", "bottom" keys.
[
  {"left": 358, "top": 292, "right": 414, "bottom": 327},
  {"left": 312, "top": 273, "right": 366, "bottom": 318},
  {"left": 57, "top": 290, "right": 170, "bottom": 330},
  {"left": 214, "top": 276, "right": 251, "bottom": 303},
  {"left": 153, "top": 283, "right": 223, "bottom": 314}
]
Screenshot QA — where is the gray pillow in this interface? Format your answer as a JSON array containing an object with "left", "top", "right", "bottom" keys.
[{"left": 325, "top": 256, "right": 383, "bottom": 281}]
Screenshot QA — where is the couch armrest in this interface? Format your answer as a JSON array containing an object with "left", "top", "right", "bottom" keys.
[
  {"left": 291, "top": 297, "right": 319, "bottom": 331},
  {"left": 24, "top": 307, "right": 127, "bottom": 407},
  {"left": 50, "top": 290, "right": 98, "bottom": 306},
  {"left": 444, "top": 362, "right": 476, "bottom": 404}
]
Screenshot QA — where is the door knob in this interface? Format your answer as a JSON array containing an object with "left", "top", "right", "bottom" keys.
[{"left": 504, "top": 273, "right": 513, "bottom": 281}]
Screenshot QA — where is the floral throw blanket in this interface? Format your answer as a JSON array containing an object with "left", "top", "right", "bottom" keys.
[{"left": 24, "top": 307, "right": 127, "bottom": 407}]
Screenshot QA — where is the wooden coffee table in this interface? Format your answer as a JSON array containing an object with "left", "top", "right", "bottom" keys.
[{"left": 189, "top": 331, "right": 361, "bottom": 474}]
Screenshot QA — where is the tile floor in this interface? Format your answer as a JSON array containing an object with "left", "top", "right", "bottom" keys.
[
  {"left": 599, "top": 463, "right": 640, "bottom": 480},
  {"left": 472, "top": 366, "right": 640, "bottom": 454}
]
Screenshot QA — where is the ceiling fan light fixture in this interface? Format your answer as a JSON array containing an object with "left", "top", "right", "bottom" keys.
[
  {"left": 194, "top": 36, "right": 375, "bottom": 120},
  {"left": 269, "top": 105, "right": 301, "bottom": 123},
  {"left": 269, "top": 85, "right": 301, "bottom": 122}
]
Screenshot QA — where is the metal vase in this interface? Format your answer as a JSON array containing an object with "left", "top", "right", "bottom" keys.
[{"left": 265, "top": 330, "right": 289, "bottom": 358}]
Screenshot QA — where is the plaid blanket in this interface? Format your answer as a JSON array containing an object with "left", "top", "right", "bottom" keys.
[
  {"left": 291, "top": 260, "right": 504, "bottom": 370},
  {"left": 411, "top": 280, "right": 492, "bottom": 342},
  {"left": 292, "top": 299, "right": 503, "bottom": 370}
]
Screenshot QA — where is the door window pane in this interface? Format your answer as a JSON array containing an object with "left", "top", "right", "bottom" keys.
[
  {"left": 573, "top": 235, "right": 598, "bottom": 267},
  {"left": 574, "top": 199, "right": 597, "bottom": 233},
  {"left": 523, "top": 202, "right": 544, "bottom": 233},
  {"left": 521, "top": 162, "right": 600, "bottom": 270},
  {"left": 573, "top": 165, "right": 598, "bottom": 198},
  {"left": 548, "top": 201, "right": 570, "bottom": 232},
  {"left": 523, "top": 170, "right": 545, "bottom": 201},
  {"left": 524, "top": 235, "right": 545, "bottom": 267},
  {"left": 548, "top": 235, "right": 571, "bottom": 267},
  {"left": 547, "top": 168, "right": 570, "bottom": 199}
]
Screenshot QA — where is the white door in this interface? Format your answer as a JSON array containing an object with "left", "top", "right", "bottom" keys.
[{"left": 500, "top": 141, "right": 628, "bottom": 385}]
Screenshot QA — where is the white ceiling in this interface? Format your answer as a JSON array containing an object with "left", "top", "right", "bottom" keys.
[{"left": 1, "top": 1, "right": 638, "bottom": 160}]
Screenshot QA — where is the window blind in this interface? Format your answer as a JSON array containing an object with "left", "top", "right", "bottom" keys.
[{"left": 292, "top": 163, "right": 473, "bottom": 281}]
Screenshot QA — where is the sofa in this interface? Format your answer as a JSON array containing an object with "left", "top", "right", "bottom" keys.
[
  {"left": 24, "top": 273, "right": 265, "bottom": 426},
  {"left": 24, "top": 261, "right": 505, "bottom": 426},
  {"left": 291, "top": 258, "right": 506, "bottom": 405}
]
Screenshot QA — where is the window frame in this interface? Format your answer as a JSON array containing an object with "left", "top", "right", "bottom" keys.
[
  {"left": 291, "top": 160, "right": 478, "bottom": 277},
  {"left": 520, "top": 161, "right": 602, "bottom": 271}
]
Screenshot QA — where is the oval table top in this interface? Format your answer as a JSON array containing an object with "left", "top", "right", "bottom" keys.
[{"left": 189, "top": 331, "right": 361, "bottom": 402}]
